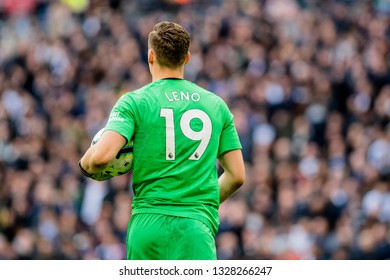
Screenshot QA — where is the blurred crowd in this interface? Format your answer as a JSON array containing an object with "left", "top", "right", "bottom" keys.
[{"left": 0, "top": 0, "right": 390, "bottom": 260}]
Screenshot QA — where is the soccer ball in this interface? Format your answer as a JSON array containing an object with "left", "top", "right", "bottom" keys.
[{"left": 90, "top": 128, "right": 133, "bottom": 181}]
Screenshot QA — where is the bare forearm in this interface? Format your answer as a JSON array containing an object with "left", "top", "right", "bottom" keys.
[
  {"left": 218, "top": 172, "right": 243, "bottom": 204},
  {"left": 79, "top": 147, "right": 108, "bottom": 174}
]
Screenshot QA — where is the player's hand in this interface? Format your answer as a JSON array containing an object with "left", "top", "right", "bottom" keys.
[
  {"left": 90, "top": 172, "right": 114, "bottom": 181},
  {"left": 78, "top": 161, "right": 113, "bottom": 181}
]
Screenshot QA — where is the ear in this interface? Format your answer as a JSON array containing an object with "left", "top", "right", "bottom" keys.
[
  {"left": 148, "top": 49, "right": 154, "bottom": 65},
  {"left": 184, "top": 52, "right": 190, "bottom": 65}
]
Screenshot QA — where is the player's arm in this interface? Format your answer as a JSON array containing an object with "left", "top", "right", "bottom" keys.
[
  {"left": 217, "top": 149, "right": 245, "bottom": 204},
  {"left": 79, "top": 130, "right": 127, "bottom": 175}
]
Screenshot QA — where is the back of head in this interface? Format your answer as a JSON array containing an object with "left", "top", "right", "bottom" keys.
[{"left": 148, "top": 22, "right": 190, "bottom": 69}]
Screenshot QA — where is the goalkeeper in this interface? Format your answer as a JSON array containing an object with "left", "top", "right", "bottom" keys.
[{"left": 79, "top": 21, "right": 245, "bottom": 260}]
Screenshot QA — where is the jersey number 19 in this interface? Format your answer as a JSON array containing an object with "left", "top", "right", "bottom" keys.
[{"left": 160, "top": 108, "right": 212, "bottom": 161}]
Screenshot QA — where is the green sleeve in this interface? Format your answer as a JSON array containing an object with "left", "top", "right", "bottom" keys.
[
  {"left": 217, "top": 103, "right": 242, "bottom": 157},
  {"left": 104, "top": 94, "right": 136, "bottom": 143}
]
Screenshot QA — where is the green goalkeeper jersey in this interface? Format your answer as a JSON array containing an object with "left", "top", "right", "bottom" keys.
[{"left": 105, "top": 78, "right": 242, "bottom": 235}]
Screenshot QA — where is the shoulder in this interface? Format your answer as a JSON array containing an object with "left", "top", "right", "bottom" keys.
[
  {"left": 185, "top": 80, "right": 226, "bottom": 102},
  {"left": 123, "top": 83, "right": 153, "bottom": 97},
  {"left": 117, "top": 83, "right": 154, "bottom": 103}
]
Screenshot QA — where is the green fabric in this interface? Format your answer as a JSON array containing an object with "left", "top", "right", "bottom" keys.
[
  {"left": 127, "top": 213, "right": 217, "bottom": 260},
  {"left": 105, "top": 79, "right": 242, "bottom": 236}
]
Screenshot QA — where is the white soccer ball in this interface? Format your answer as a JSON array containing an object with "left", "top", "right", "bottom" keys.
[{"left": 91, "top": 128, "right": 133, "bottom": 180}]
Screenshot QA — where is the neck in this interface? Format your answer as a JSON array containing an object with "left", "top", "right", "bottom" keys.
[{"left": 150, "top": 65, "right": 184, "bottom": 82}]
